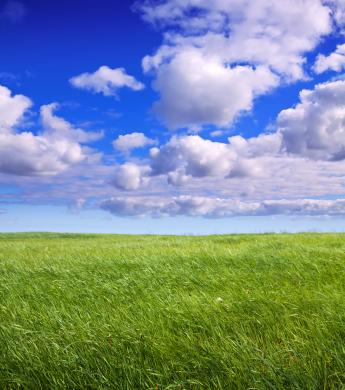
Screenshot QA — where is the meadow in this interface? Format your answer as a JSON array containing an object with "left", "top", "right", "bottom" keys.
[{"left": 0, "top": 233, "right": 344, "bottom": 389}]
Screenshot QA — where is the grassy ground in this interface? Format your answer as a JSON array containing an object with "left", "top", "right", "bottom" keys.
[{"left": 0, "top": 233, "right": 344, "bottom": 389}]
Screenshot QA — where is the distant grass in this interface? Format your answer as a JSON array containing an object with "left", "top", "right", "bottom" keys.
[{"left": 0, "top": 233, "right": 344, "bottom": 389}]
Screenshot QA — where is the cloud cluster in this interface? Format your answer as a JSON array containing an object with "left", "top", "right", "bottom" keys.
[
  {"left": 278, "top": 80, "right": 345, "bottom": 160},
  {"left": 109, "top": 132, "right": 282, "bottom": 190},
  {"left": 137, "top": 0, "right": 334, "bottom": 128},
  {"left": 109, "top": 78, "right": 345, "bottom": 194},
  {"left": 4, "top": 1, "right": 345, "bottom": 222},
  {"left": 102, "top": 195, "right": 345, "bottom": 218},
  {"left": 70, "top": 66, "right": 145, "bottom": 97},
  {"left": 0, "top": 85, "right": 101, "bottom": 176},
  {"left": 153, "top": 133, "right": 281, "bottom": 181}
]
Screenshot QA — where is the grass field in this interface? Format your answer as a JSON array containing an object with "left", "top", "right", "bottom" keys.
[{"left": 0, "top": 233, "right": 344, "bottom": 389}]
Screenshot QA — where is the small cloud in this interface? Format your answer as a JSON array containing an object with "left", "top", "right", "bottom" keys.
[
  {"left": 113, "top": 132, "right": 156, "bottom": 153},
  {"left": 313, "top": 43, "right": 345, "bottom": 74},
  {"left": 70, "top": 66, "right": 145, "bottom": 97},
  {"left": 210, "top": 130, "right": 223, "bottom": 138},
  {"left": 110, "top": 163, "right": 150, "bottom": 191}
]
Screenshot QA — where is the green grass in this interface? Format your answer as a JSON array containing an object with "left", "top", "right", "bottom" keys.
[{"left": 0, "top": 233, "right": 344, "bottom": 389}]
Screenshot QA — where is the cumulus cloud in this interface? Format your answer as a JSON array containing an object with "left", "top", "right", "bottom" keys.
[
  {"left": 150, "top": 133, "right": 281, "bottom": 184},
  {"left": 101, "top": 195, "right": 345, "bottom": 218},
  {"left": 278, "top": 79, "right": 345, "bottom": 160},
  {"left": 113, "top": 132, "right": 156, "bottom": 153},
  {"left": 0, "top": 85, "right": 31, "bottom": 130},
  {"left": 70, "top": 66, "right": 145, "bottom": 97},
  {"left": 150, "top": 50, "right": 278, "bottom": 128},
  {"left": 40, "top": 103, "right": 103, "bottom": 143},
  {"left": 314, "top": 43, "right": 345, "bottom": 73},
  {"left": 0, "top": 85, "right": 100, "bottom": 176},
  {"left": 110, "top": 132, "right": 283, "bottom": 191},
  {"left": 150, "top": 135, "right": 236, "bottom": 178},
  {"left": 136, "top": 0, "right": 333, "bottom": 128},
  {"left": 107, "top": 76, "right": 345, "bottom": 193},
  {"left": 326, "top": 0, "right": 345, "bottom": 27},
  {"left": 111, "top": 163, "right": 150, "bottom": 191},
  {"left": 0, "top": 132, "right": 85, "bottom": 176}
]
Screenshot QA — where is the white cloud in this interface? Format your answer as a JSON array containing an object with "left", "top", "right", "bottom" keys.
[
  {"left": 326, "top": 0, "right": 345, "bottom": 27},
  {"left": 137, "top": 0, "right": 333, "bottom": 128},
  {"left": 113, "top": 132, "right": 156, "bottom": 153},
  {"left": 101, "top": 195, "right": 345, "bottom": 218},
  {"left": 150, "top": 49, "right": 278, "bottom": 128},
  {"left": 0, "top": 86, "right": 100, "bottom": 176},
  {"left": 314, "top": 43, "right": 345, "bottom": 73},
  {"left": 111, "top": 163, "right": 150, "bottom": 191},
  {"left": 150, "top": 135, "right": 236, "bottom": 178},
  {"left": 0, "top": 132, "right": 85, "bottom": 176},
  {"left": 105, "top": 76, "right": 345, "bottom": 194},
  {"left": 109, "top": 132, "right": 283, "bottom": 191},
  {"left": 0, "top": 85, "right": 31, "bottom": 130},
  {"left": 278, "top": 79, "right": 345, "bottom": 160},
  {"left": 41, "top": 103, "right": 103, "bottom": 143},
  {"left": 149, "top": 133, "right": 281, "bottom": 185},
  {"left": 70, "top": 66, "right": 145, "bottom": 97}
]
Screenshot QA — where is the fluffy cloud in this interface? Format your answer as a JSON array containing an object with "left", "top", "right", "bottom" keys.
[
  {"left": 137, "top": 0, "right": 333, "bottom": 128},
  {"left": 150, "top": 50, "right": 278, "bottom": 128},
  {"left": 141, "top": 0, "right": 331, "bottom": 78},
  {"left": 150, "top": 135, "right": 236, "bottom": 178},
  {"left": 314, "top": 43, "right": 345, "bottom": 73},
  {"left": 41, "top": 103, "right": 103, "bottom": 143},
  {"left": 102, "top": 195, "right": 345, "bottom": 218},
  {"left": 111, "top": 163, "right": 149, "bottom": 191},
  {"left": 70, "top": 66, "right": 145, "bottom": 97},
  {"left": 113, "top": 132, "right": 156, "bottom": 153},
  {"left": 150, "top": 133, "right": 281, "bottom": 183},
  {"left": 278, "top": 79, "right": 345, "bottom": 160},
  {"left": 111, "top": 132, "right": 282, "bottom": 190},
  {"left": 0, "top": 85, "right": 31, "bottom": 130},
  {"left": 108, "top": 78, "right": 345, "bottom": 192},
  {"left": 0, "top": 132, "right": 85, "bottom": 176},
  {"left": 326, "top": 0, "right": 345, "bottom": 27},
  {"left": 0, "top": 86, "right": 100, "bottom": 176}
]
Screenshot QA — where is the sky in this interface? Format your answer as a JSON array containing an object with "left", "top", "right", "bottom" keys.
[{"left": 2, "top": 0, "right": 345, "bottom": 234}]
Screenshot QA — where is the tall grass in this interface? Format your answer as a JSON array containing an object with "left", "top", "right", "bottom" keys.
[{"left": 0, "top": 233, "right": 344, "bottom": 389}]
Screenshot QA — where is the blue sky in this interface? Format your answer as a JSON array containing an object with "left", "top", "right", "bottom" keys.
[{"left": 2, "top": 0, "right": 345, "bottom": 233}]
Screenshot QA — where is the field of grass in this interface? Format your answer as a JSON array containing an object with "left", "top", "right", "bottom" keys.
[{"left": 0, "top": 233, "right": 344, "bottom": 389}]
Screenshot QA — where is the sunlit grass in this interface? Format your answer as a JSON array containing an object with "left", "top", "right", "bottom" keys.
[{"left": 0, "top": 233, "right": 344, "bottom": 389}]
